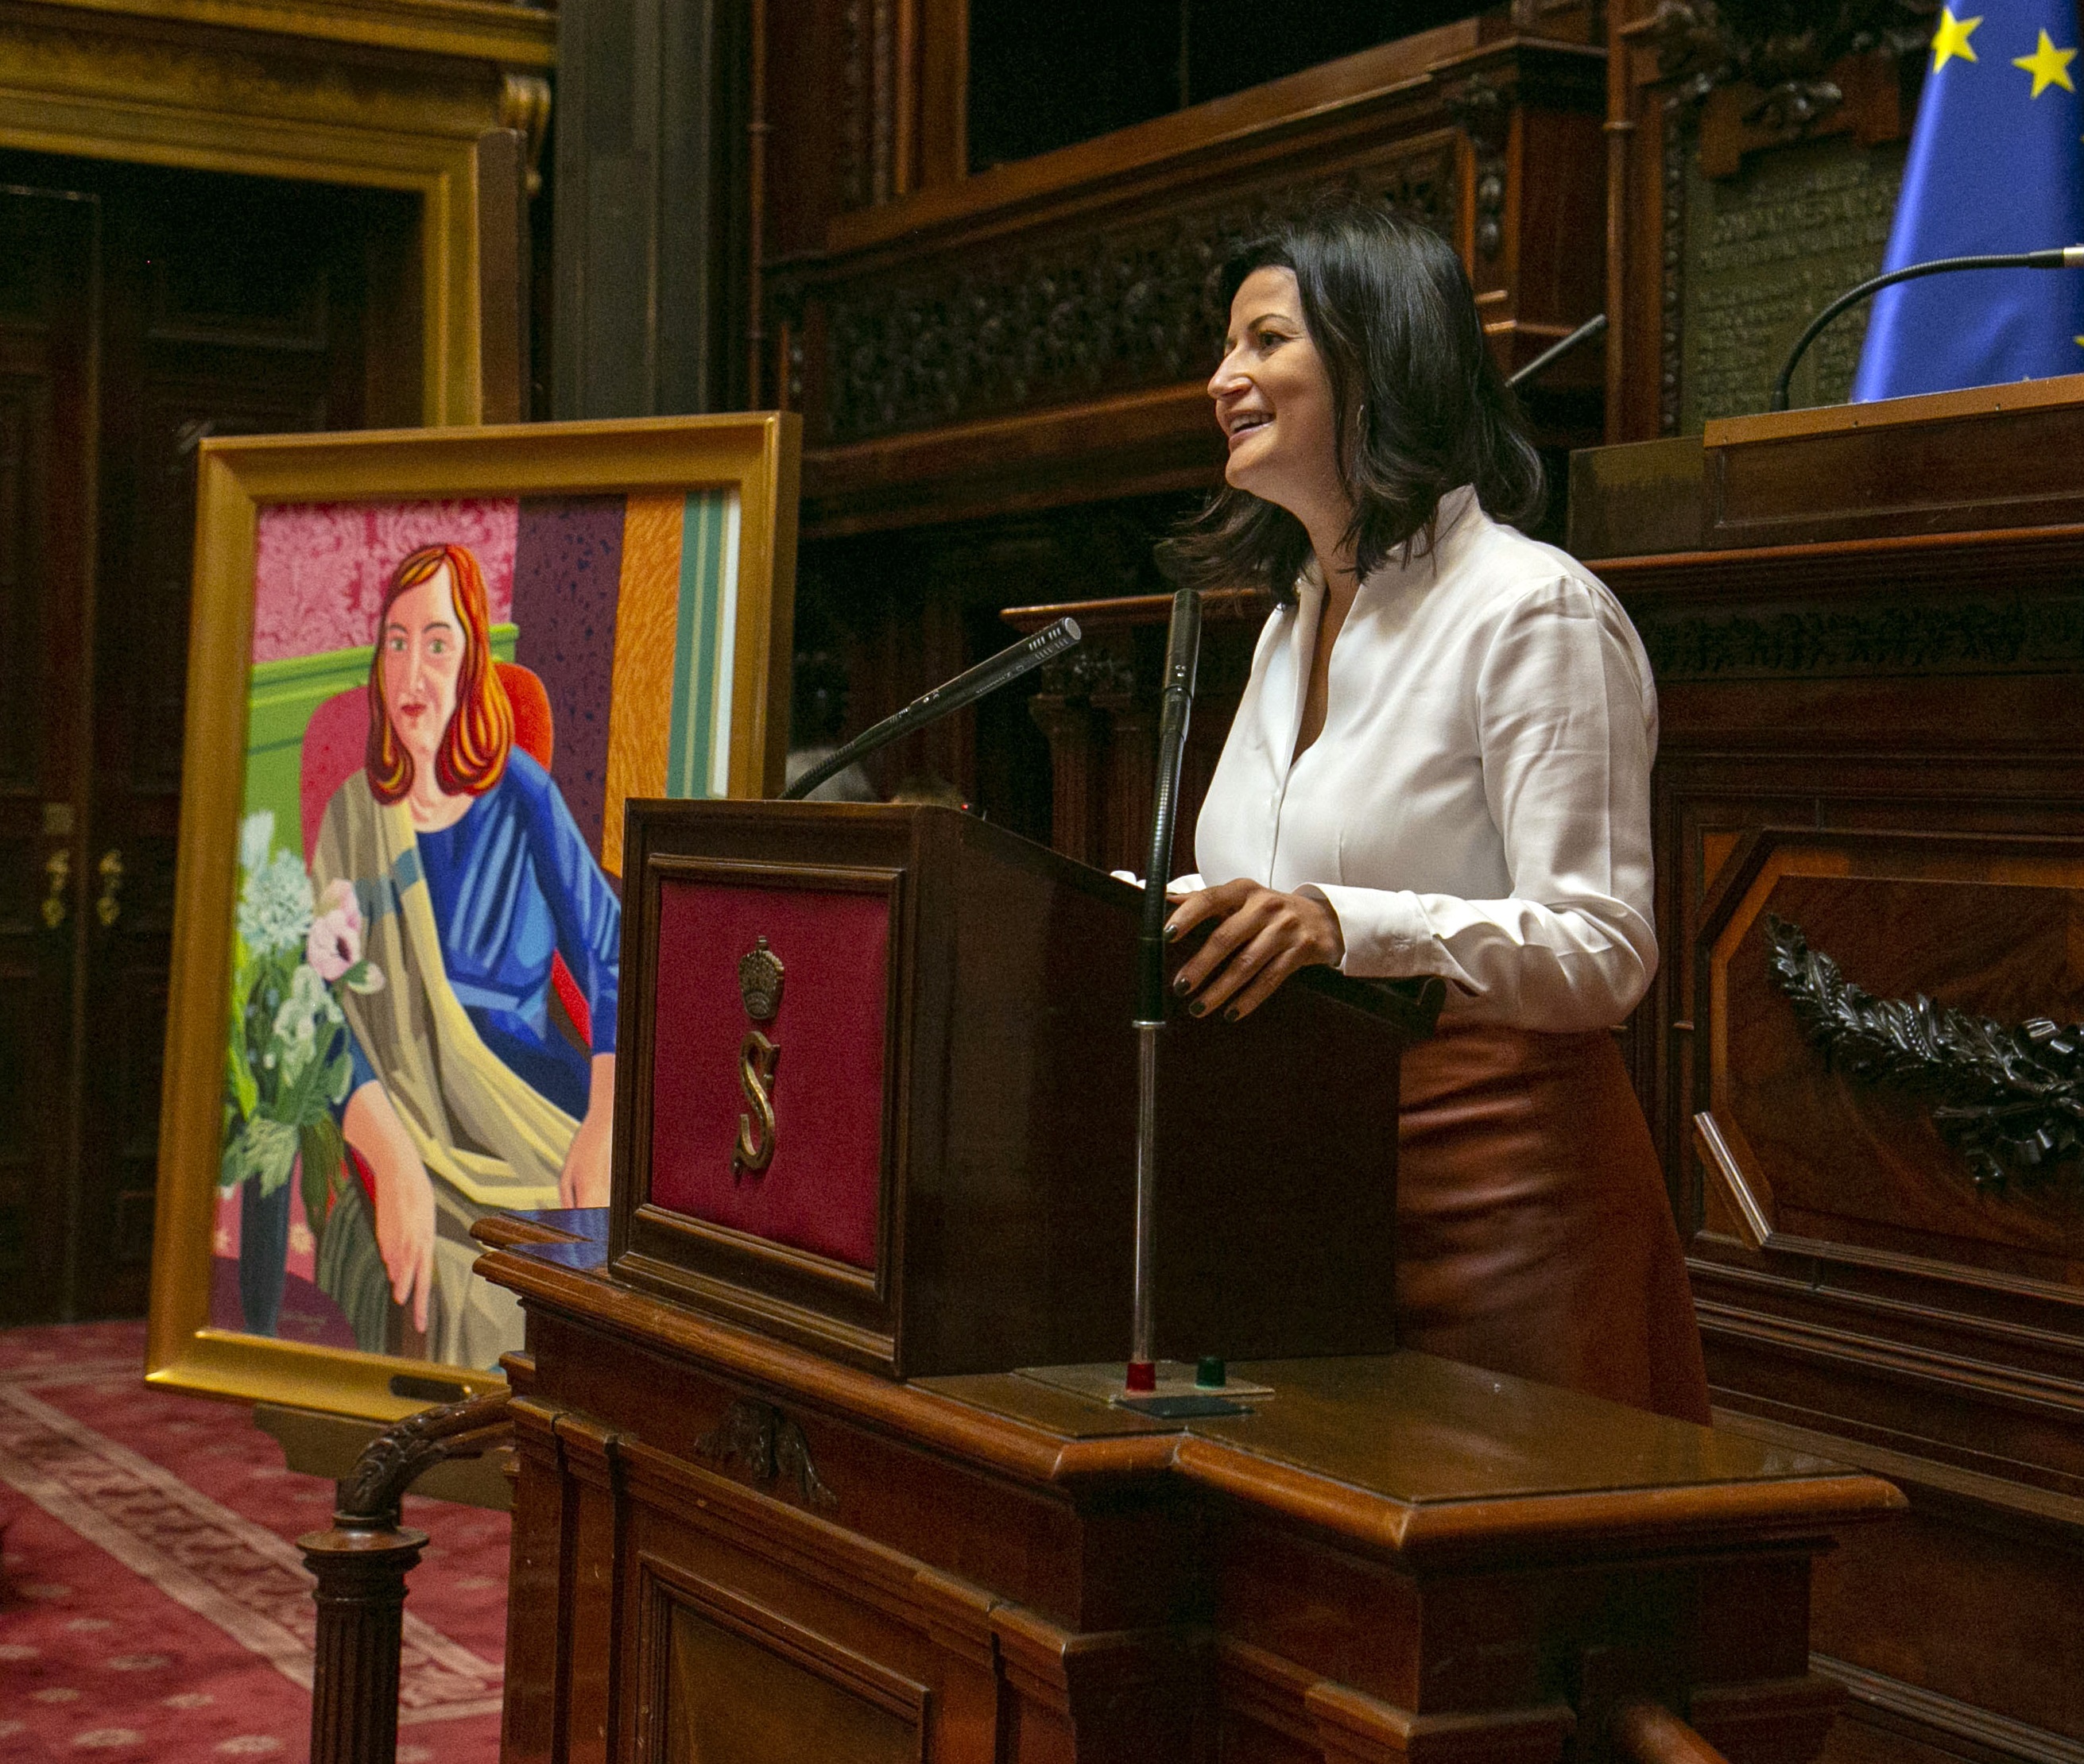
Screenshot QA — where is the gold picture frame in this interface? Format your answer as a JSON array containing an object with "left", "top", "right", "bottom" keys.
[{"left": 148, "top": 414, "right": 800, "bottom": 1420}]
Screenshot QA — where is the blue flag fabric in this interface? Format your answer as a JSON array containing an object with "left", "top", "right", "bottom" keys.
[{"left": 1852, "top": 2, "right": 2084, "bottom": 400}]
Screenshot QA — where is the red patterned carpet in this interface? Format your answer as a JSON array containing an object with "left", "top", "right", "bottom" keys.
[{"left": 0, "top": 1320, "right": 507, "bottom": 1762}]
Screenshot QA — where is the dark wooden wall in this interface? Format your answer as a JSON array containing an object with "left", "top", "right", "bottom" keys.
[
  {"left": 740, "top": 0, "right": 1609, "bottom": 822},
  {"left": 1576, "top": 411, "right": 2084, "bottom": 1764},
  {"left": 1599, "top": 1, "right": 1927, "bottom": 443}
]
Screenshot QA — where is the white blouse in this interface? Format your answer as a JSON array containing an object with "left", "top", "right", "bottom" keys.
[{"left": 1184, "top": 488, "right": 1658, "bottom": 1033}]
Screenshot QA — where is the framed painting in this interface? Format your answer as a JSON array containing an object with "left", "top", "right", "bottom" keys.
[{"left": 146, "top": 415, "right": 800, "bottom": 1419}]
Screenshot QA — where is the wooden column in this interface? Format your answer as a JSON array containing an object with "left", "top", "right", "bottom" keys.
[
  {"left": 301, "top": 1524, "right": 428, "bottom": 1764},
  {"left": 552, "top": 0, "right": 752, "bottom": 416}
]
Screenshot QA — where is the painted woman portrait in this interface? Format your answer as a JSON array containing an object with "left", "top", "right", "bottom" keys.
[{"left": 310, "top": 542, "right": 621, "bottom": 1368}]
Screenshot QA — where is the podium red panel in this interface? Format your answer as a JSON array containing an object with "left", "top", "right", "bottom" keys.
[{"left": 647, "top": 879, "right": 890, "bottom": 1271}]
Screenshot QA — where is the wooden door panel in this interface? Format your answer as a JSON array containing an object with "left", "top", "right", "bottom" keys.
[
  {"left": 0, "top": 151, "right": 417, "bottom": 1321},
  {"left": 72, "top": 214, "right": 359, "bottom": 1318},
  {"left": 72, "top": 372, "right": 321, "bottom": 1306},
  {"left": 0, "top": 186, "right": 94, "bottom": 1325}
]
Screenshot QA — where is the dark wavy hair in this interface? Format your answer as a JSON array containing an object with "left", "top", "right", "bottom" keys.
[{"left": 1159, "top": 202, "right": 1544, "bottom": 600}]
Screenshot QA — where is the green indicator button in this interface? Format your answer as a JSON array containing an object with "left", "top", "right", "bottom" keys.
[{"left": 1195, "top": 1356, "right": 1226, "bottom": 1390}]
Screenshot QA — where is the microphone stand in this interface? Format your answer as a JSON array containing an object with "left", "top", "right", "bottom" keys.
[
  {"left": 781, "top": 617, "right": 1082, "bottom": 801},
  {"left": 1125, "top": 586, "right": 1202, "bottom": 1394},
  {"left": 1771, "top": 246, "right": 2084, "bottom": 412}
]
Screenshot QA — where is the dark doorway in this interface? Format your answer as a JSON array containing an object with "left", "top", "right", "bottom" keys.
[{"left": 0, "top": 153, "right": 420, "bottom": 1325}]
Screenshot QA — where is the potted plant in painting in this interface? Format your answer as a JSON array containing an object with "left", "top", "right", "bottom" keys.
[{"left": 219, "top": 811, "right": 382, "bottom": 1334}]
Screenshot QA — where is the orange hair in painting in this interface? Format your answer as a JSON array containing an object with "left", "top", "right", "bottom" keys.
[{"left": 366, "top": 543, "right": 514, "bottom": 803}]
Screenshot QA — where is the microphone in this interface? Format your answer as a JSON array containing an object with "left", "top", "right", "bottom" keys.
[
  {"left": 1506, "top": 312, "right": 1606, "bottom": 393},
  {"left": 1772, "top": 246, "right": 2084, "bottom": 412},
  {"left": 781, "top": 617, "right": 1081, "bottom": 801},
  {"left": 1126, "top": 586, "right": 1202, "bottom": 1395}
]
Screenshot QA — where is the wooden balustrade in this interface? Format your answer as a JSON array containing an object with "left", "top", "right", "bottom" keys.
[{"left": 299, "top": 1391, "right": 516, "bottom": 1764}]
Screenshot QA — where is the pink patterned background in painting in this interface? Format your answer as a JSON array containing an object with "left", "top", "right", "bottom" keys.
[{"left": 250, "top": 499, "right": 519, "bottom": 663}]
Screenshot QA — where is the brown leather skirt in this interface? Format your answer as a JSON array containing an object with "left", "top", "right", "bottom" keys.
[{"left": 1396, "top": 1021, "right": 1710, "bottom": 1425}]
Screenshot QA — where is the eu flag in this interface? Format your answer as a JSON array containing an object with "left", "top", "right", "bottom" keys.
[{"left": 1852, "top": 2, "right": 2084, "bottom": 400}]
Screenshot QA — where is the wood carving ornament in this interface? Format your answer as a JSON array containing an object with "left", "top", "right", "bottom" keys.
[{"left": 734, "top": 936, "right": 784, "bottom": 1177}]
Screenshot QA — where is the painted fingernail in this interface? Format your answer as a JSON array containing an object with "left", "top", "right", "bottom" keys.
[
  {"left": 1187, "top": 999, "right": 1207, "bottom": 1016},
  {"left": 1172, "top": 973, "right": 1191, "bottom": 994},
  {"left": 1222, "top": 1006, "right": 1240, "bottom": 1023},
  {"left": 1164, "top": 923, "right": 1182, "bottom": 942}
]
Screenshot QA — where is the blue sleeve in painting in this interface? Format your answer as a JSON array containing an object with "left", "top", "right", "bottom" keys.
[{"left": 505, "top": 751, "right": 622, "bottom": 1055}]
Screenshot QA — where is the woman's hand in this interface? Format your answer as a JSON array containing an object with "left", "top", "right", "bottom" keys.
[
  {"left": 344, "top": 1081, "right": 436, "bottom": 1333},
  {"left": 558, "top": 1054, "right": 616, "bottom": 1209},
  {"left": 1164, "top": 880, "right": 1345, "bottom": 1022}
]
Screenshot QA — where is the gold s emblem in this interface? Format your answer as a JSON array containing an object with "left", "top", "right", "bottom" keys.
[
  {"left": 734, "top": 1031, "right": 780, "bottom": 1176},
  {"left": 732, "top": 938, "right": 784, "bottom": 1177},
  {"left": 738, "top": 935, "right": 784, "bottom": 1020}
]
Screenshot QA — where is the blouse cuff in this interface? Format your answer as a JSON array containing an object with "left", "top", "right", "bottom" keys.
[{"left": 1296, "top": 883, "right": 1439, "bottom": 981}]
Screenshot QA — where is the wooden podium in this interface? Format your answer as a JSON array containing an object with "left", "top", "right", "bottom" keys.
[
  {"left": 477, "top": 801, "right": 1904, "bottom": 1763},
  {"left": 607, "top": 799, "right": 1439, "bottom": 1379}
]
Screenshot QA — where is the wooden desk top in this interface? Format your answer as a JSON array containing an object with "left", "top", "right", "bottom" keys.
[{"left": 477, "top": 1209, "right": 1904, "bottom": 1565}]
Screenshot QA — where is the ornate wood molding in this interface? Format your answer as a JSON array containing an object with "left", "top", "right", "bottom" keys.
[
  {"left": 14, "top": 0, "right": 556, "bottom": 65},
  {"left": 694, "top": 1396, "right": 839, "bottom": 1510},
  {"left": 777, "top": 25, "right": 1607, "bottom": 514},
  {"left": 0, "top": 0, "right": 553, "bottom": 423},
  {"left": 1638, "top": 0, "right": 1932, "bottom": 131},
  {"left": 815, "top": 148, "right": 1455, "bottom": 446},
  {"left": 1764, "top": 914, "right": 2084, "bottom": 1191},
  {"left": 335, "top": 1387, "right": 517, "bottom": 1526},
  {"left": 300, "top": 1389, "right": 517, "bottom": 1764},
  {"left": 1635, "top": 592, "right": 2084, "bottom": 680}
]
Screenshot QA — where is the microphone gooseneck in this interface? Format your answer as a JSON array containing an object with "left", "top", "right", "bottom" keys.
[
  {"left": 1127, "top": 586, "right": 1202, "bottom": 1395},
  {"left": 781, "top": 616, "right": 1081, "bottom": 801},
  {"left": 1505, "top": 311, "right": 1606, "bottom": 393},
  {"left": 1137, "top": 589, "right": 1203, "bottom": 1025},
  {"left": 1771, "top": 246, "right": 2084, "bottom": 412}
]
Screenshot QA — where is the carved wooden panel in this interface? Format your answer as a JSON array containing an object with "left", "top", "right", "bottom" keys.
[
  {"left": 1607, "top": 0, "right": 1925, "bottom": 441},
  {"left": 813, "top": 144, "right": 1457, "bottom": 447},
  {"left": 1695, "top": 833, "right": 2084, "bottom": 1295},
  {"left": 649, "top": 1568, "right": 926, "bottom": 1763}
]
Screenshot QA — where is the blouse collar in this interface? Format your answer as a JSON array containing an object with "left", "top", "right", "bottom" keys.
[{"left": 1294, "top": 485, "right": 1480, "bottom": 605}]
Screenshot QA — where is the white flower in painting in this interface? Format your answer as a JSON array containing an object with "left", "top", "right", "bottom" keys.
[
  {"left": 270, "top": 962, "right": 343, "bottom": 1086},
  {"left": 236, "top": 851, "right": 315, "bottom": 957},
  {"left": 238, "top": 810, "right": 276, "bottom": 878}
]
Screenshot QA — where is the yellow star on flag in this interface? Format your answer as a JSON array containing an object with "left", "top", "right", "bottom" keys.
[
  {"left": 1931, "top": 8, "right": 1981, "bottom": 72},
  {"left": 2013, "top": 29, "right": 2077, "bottom": 97}
]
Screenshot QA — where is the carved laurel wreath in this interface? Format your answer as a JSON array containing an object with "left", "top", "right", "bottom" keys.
[{"left": 1762, "top": 914, "right": 2084, "bottom": 1190}]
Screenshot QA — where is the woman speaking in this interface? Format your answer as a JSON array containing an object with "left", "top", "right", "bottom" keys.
[{"left": 1163, "top": 204, "right": 1709, "bottom": 1424}]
